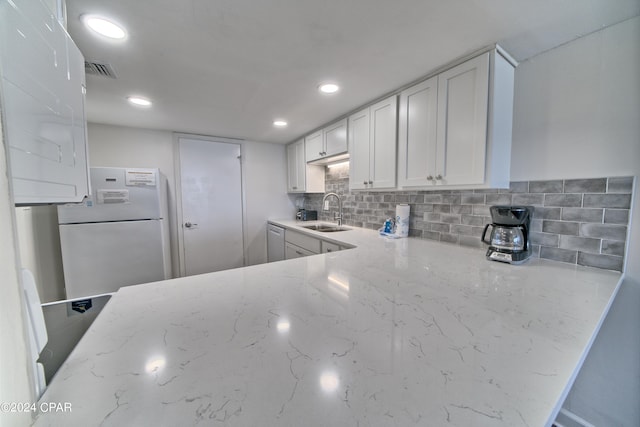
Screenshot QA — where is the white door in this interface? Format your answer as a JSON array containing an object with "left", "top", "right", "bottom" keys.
[
  {"left": 436, "top": 52, "right": 489, "bottom": 185},
  {"left": 398, "top": 76, "right": 438, "bottom": 187},
  {"left": 369, "top": 95, "right": 397, "bottom": 189},
  {"left": 177, "top": 137, "right": 244, "bottom": 276}
]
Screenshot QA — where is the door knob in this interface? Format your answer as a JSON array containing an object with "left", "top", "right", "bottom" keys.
[{"left": 185, "top": 222, "right": 197, "bottom": 228}]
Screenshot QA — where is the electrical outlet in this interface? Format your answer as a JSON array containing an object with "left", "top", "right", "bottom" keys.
[{"left": 323, "top": 200, "right": 329, "bottom": 210}]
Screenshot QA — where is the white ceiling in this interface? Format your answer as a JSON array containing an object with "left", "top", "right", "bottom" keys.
[{"left": 66, "top": 0, "right": 639, "bottom": 144}]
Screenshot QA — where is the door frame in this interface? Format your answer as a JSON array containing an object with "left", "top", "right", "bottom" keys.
[{"left": 173, "top": 133, "right": 248, "bottom": 277}]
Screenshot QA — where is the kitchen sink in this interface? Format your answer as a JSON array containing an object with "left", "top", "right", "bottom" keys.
[{"left": 302, "top": 224, "right": 350, "bottom": 233}]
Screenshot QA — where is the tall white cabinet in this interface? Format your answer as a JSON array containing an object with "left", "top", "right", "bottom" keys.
[
  {"left": 349, "top": 95, "right": 398, "bottom": 190},
  {"left": 0, "top": 0, "right": 90, "bottom": 204},
  {"left": 398, "top": 49, "right": 514, "bottom": 190}
]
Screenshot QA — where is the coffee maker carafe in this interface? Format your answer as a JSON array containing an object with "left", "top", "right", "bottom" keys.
[{"left": 482, "top": 206, "right": 534, "bottom": 264}]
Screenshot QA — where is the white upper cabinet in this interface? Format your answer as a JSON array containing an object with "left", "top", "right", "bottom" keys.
[
  {"left": 0, "top": 0, "right": 90, "bottom": 204},
  {"left": 287, "top": 139, "right": 324, "bottom": 193},
  {"left": 349, "top": 95, "right": 397, "bottom": 190},
  {"left": 323, "top": 118, "right": 347, "bottom": 158},
  {"left": 398, "top": 76, "right": 438, "bottom": 187},
  {"left": 287, "top": 141, "right": 304, "bottom": 192},
  {"left": 436, "top": 53, "right": 489, "bottom": 186},
  {"left": 305, "top": 119, "right": 348, "bottom": 162},
  {"left": 398, "top": 49, "right": 514, "bottom": 190},
  {"left": 304, "top": 131, "right": 323, "bottom": 163},
  {"left": 348, "top": 109, "right": 370, "bottom": 190}
]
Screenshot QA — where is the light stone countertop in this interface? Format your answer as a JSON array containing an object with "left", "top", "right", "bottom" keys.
[{"left": 34, "top": 220, "right": 622, "bottom": 427}]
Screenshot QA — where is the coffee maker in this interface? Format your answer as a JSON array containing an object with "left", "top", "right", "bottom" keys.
[{"left": 482, "top": 206, "right": 534, "bottom": 264}]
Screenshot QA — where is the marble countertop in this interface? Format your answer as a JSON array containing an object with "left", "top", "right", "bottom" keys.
[{"left": 35, "top": 220, "right": 622, "bottom": 426}]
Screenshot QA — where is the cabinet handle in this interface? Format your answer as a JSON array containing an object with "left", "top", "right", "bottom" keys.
[
  {"left": 363, "top": 181, "right": 368, "bottom": 185},
  {"left": 295, "top": 250, "right": 303, "bottom": 256},
  {"left": 368, "top": 180, "right": 373, "bottom": 184},
  {"left": 427, "top": 175, "right": 434, "bottom": 181},
  {"left": 319, "top": 151, "right": 323, "bottom": 156},
  {"left": 292, "top": 186, "right": 297, "bottom": 189},
  {"left": 326, "top": 248, "right": 333, "bottom": 252},
  {"left": 435, "top": 174, "right": 443, "bottom": 180}
]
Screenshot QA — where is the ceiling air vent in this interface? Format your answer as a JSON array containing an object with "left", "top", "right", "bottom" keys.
[{"left": 84, "top": 61, "right": 117, "bottom": 78}]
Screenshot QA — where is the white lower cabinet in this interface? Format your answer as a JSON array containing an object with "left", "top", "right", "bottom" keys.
[
  {"left": 349, "top": 95, "right": 398, "bottom": 190},
  {"left": 398, "top": 49, "right": 514, "bottom": 190},
  {"left": 321, "top": 241, "right": 341, "bottom": 253},
  {"left": 267, "top": 223, "right": 285, "bottom": 262},
  {"left": 285, "top": 242, "right": 315, "bottom": 259},
  {"left": 283, "top": 228, "right": 343, "bottom": 260}
]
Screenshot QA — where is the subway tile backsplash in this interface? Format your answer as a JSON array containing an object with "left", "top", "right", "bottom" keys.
[{"left": 303, "top": 164, "right": 633, "bottom": 272}]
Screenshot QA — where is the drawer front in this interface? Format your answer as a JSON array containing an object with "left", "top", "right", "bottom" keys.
[
  {"left": 285, "top": 242, "right": 315, "bottom": 259},
  {"left": 285, "top": 230, "right": 320, "bottom": 254},
  {"left": 321, "top": 241, "right": 341, "bottom": 253}
]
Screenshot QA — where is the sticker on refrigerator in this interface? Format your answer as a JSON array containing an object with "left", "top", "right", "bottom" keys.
[
  {"left": 125, "top": 169, "right": 157, "bottom": 187},
  {"left": 97, "top": 189, "right": 130, "bottom": 204}
]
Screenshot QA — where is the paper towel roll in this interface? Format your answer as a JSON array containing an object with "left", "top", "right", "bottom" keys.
[{"left": 395, "top": 204, "right": 410, "bottom": 237}]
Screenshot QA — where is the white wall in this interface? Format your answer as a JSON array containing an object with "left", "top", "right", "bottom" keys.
[
  {"left": 0, "top": 118, "right": 34, "bottom": 426},
  {"left": 15, "top": 206, "right": 66, "bottom": 303},
  {"left": 86, "top": 124, "right": 180, "bottom": 277},
  {"left": 240, "top": 139, "right": 297, "bottom": 265},
  {"left": 511, "top": 16, "right": 640, "bottom": 426},
  {"left": 87, "top": 123, "right": 294, "bottom": 271}
]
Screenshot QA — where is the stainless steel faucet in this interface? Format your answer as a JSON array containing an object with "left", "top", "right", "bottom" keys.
[{"left": 322, "top": 192, "right": 343, "bottom": 226}]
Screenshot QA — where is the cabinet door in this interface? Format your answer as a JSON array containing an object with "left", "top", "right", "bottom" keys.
[
  {"left": 304, "top": 131, "right": 323, "bottom": 162},
  {"left": 287, "top": 142, "right": 300, "bottom": 192},
  {"left": 348, "top": 109, "right": 370, "bottom": 190},
  {"left": 397, "top": 76, "right": 438, "bottom": 187},
  {"left": 294, "top": 140, "right": 306, "bottom": 191},
  {"left": 436, "top": 52, "right": 489, "bottom": 185},
  {"left": 369, "top": 95, "right": 397, "bottom": 189},
  {"left": 323, "top": 118, "right": 347, "bottom": 157},
  {"left": 285, "top": 242, "right": 314, "bottom": 259},
  {"left": 0, "top": 1, "right": 90, "bottom": 204},
  {"left": 287, "top": 140, "right": 307, "bottom": 193}
]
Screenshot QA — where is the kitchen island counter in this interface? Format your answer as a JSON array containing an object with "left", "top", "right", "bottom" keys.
[{"left": 35, "top": 220, "right": 622, "bottom": 426}]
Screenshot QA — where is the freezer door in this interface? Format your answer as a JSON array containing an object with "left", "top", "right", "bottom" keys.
[
  {"left": 57, "top": 167, "right": 165, "bottom": 224},
  {"left": 59, "top": 220, "right": 169, "bottom": 298}
]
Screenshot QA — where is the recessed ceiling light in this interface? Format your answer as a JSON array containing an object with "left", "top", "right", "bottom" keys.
[
  {"left": 127, "top": 96, "right": 152, "bottom": 107},
  {"left": 273, "top": 120, "right": 288, "bottom": 127},
  {"left": 318, "top": 83, "right": 340, "bottom": 94},
  {"left": 82, "top": 15, "right": 127, "bottom": 39}
]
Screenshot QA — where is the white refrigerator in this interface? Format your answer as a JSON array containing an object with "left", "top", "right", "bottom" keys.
[{"left": 58, "top": 167, "right": 172, "bottom": 299}]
